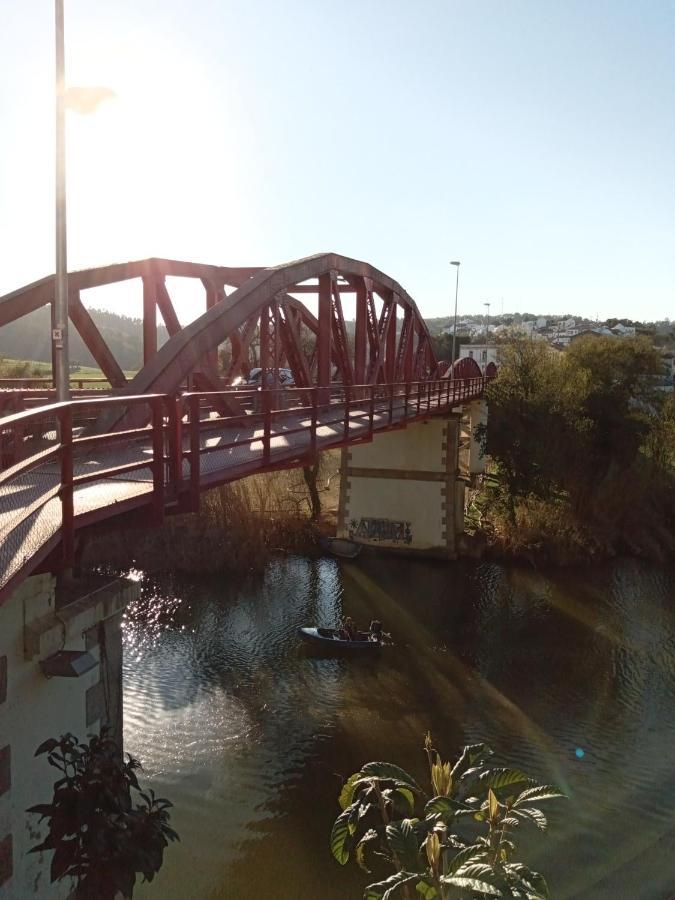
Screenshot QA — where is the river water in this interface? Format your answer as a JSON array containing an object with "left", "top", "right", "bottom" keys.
[{"left": 122, "top": 555, "right": 675, "bottom": 899}]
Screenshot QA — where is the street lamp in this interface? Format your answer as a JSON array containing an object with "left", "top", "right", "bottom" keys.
[
  {"left": 450, "top": 261, "right": 460, "bottom": 377},
  {"left": 54, "top": 0, "right": 69, "bottom": 401},
  {"left": 484, "top": 302, "right": 491, "bottom": 372}
]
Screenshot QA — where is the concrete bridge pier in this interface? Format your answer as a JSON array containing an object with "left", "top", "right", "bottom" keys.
[{"left": 337, "top": 414, "right": 465, "bottom": 557}]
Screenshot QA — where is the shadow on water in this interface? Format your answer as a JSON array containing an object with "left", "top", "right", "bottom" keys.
[{"left": 123, "top": 555, "right": 675, "bottom": 900}]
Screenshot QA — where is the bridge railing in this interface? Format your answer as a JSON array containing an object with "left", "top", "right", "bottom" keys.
[
  {"left": 0, "top": 374, "right": 492, "bottom": 593},
  {"left": 0, "top": 394, "right": 170, "bottom": 581},
  {"left": 0, "top": 376, "right": 113, "bottom": 390},
  {"left": 180, "top": 376, "right": 491, "bottom": 507}
]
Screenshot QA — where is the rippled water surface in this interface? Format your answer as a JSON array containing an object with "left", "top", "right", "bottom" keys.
[{"left": 123, "top": 556, "right": 675, "bottom": 899}]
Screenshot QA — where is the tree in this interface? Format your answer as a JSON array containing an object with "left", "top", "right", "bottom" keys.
[
  {"left": 478, "top": 335, "right": 675, "bottom": 558},
  {"left": 430, "top": 332, "right": 472, "bottom": 365},
  {"left": 27, "top": 732, "right": 178, "bottom": 900},
  {"left": 566, "top": 335, "right": 662, "bottom": 477},
  {"left": 479, "top": 340, "right": 591, "bottom": 508},
  {"left": 331, "top": 733, "right": 564, "bottom": 899}
]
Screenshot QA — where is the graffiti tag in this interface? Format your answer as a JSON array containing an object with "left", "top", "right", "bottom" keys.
[{"left": 349, "top": 517, "right": 412, "bottom": 544}]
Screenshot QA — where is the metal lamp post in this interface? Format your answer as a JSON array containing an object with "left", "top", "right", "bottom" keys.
[
  {"left": 450, "top": 261, "right": 460, "bottom": 377},
  {"left": 483, "top": 302, "right": 490, "bottom": 372},
  {"left": 54, "top": 0, "right": 70, "bottom": 401}
]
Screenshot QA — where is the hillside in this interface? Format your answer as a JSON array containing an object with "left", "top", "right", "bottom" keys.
[{"left": 0, "top": 307, "right": 169, "bottom": 372}]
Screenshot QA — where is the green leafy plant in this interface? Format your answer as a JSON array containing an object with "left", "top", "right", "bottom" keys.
[
  {"left": 330, "top": 733, "right": 564, "bottom": 899},
  {"left": 27, "top": 731, "right": 178, "bottom": 899}
]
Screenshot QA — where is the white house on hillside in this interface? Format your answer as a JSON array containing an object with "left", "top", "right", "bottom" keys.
[{"left": 459, "top": 343, "right": 499, "bottom": 373}]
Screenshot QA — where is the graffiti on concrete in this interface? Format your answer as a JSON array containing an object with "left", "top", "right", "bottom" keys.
[{"left": 349, "top": 517, "right": 412, "bottom": 544}]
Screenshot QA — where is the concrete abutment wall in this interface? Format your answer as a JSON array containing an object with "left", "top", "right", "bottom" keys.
[{"left": 0, "top": 574, "right": 139, "bottom": 898}]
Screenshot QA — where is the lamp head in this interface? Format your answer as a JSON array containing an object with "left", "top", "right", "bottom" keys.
[{"left": 450, "top": 260, "right": 460, "bottom": 267}]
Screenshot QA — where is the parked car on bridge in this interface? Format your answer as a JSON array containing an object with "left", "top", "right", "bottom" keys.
[{"left": 231, "top": 367, "right": 296, "bottom": 387}]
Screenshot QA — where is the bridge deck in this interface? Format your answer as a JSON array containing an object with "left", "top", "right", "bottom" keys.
[{"left": 0, "top": 390, "right": 458, "bottom": 594}]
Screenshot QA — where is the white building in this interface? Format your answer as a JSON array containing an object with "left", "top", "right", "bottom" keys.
[
  {"left": 611, "top": 323, "right": 636, "bottom": 336},
  {"left": 459, "top": 343, "right": 499, "bottom": 373}
]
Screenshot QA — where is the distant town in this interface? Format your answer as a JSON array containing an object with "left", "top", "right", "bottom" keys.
[{"left": 425, "top": 313, "right": 675, "bottom": 387}]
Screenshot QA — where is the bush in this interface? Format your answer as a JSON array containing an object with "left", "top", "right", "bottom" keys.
[
  {"left": 27, "top": 732, "right": 178, "bottom": 899},
  {"left": 331, "top": 733, "right": 564, "bottom": 899}
]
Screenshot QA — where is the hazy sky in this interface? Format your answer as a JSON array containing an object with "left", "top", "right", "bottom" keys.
[{"left": 1, "top": 0, "right": 674, "bottom": 324}]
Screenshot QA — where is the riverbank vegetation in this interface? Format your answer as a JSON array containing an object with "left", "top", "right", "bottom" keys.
[
  {"left": 475, "top": 336, "right": 675, "bottom": 564},
  {"left": 332, "top": 732, "right": 563, "bottom": 899},
  {"left": 83, "top": 452, "right": 340, "bottom": 576}
]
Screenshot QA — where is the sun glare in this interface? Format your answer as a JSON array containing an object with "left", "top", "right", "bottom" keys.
[{"left": 65, "top": 32, "right": 240, "bottom": 308}]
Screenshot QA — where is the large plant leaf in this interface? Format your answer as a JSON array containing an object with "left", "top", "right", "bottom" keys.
[
  {"left": 365, "top": 871, "right": 421, "bottom": 900},
  {"left": 386, "top": 818, "right": 421, "bottom": 872},
  {"left": 441, "top": 875, "right": 502, "bottom": 896},
  {"left": 451, "top": 743, "right": 492, "bottom": 780},
  {"left": 455, "top": 863, "right": 503, "bottom": 883},
  {"left": 506, "top": 863, "right": 550, "bottom": 899},
  {"left": 26, "top": 803, "right": 54, "bottom": 820},
  {"left": 50, "top": 837, "right": 77, "bottom": 882},
  {"left": 514, "top": 807, "right": 548, "bottom": 831},
  {"left": 513, "top": 786, "right": 565, "bottom": 807},
  {"left": 445, "top": 844, "right": 487, "bottom": 875},
  {"left": 488, "top": 789, "right": 499, "bottom": 821},
  {"left": 480, "top": 768, "right": 535, "bottom": 791},
  {"left": 330, "top": 804, "right": 358, "bottom": 864},
  {"left": 394, "top": 787, "right": 416, "bottom": 813},
  {"left": 339, "top": 772, "right": 365, "bottom": 811},
  {"left": 355, "top": 828, "right": 380, "bottom": 873},
  {"left": 424, "top": 796, "right": 472, "bottom": 818},
  {"left": 360, "top": 762, "right": 423, "bottom": 792},
  {"left": 35, "top": 738, "right": 60, "bottom": 757}
]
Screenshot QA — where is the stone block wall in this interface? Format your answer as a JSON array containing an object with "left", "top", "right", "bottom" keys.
[{"left": 0, "top": 573, "right": 139, "bottom": 898}]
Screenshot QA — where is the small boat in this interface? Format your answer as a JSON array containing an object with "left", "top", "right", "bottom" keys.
[
  {"left": 297, "top": 626, "right": 382, "bottom": 654},
  {"left": 319, "top": 536, "right": 361, "bottom": 559}
]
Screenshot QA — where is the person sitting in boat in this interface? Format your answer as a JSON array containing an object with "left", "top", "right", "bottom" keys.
[
  {"left": 369, "top": 620, "right": 392, "bottom": 644},
  {"left": 339, "top": 617, "right": 357, "bottom": 641}
]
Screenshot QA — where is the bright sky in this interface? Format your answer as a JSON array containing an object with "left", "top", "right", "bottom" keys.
[{"left": 1, "top": 0, "right": 674, "bottom": 324}]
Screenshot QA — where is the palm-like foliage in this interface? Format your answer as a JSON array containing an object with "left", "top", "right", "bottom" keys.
[{"left": 330, "top": 733, "right": 564, "bottom": 900}]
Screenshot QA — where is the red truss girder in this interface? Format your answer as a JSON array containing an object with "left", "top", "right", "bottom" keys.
[
  {"left": 278, "top": 302, "right": 312, "bottom": 388},
  {"left": 394, "top": 308, "right": 414, "bottom": 383},
  {"left": 367, "top": 295, "right": 395, "bottom": 383},
  {"left": 0, "top": 254, "right": 439, "bottom": 407},
  {"left": 329, "top": 275, "right": 353, "bottom": 386}
]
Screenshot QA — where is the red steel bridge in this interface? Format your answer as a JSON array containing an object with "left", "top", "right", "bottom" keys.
[{"left": 0, "top": 253, "right": 494, "bottom": 603}]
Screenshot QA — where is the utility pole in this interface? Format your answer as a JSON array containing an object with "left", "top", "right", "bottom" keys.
[
  {"left": 54, "top": 0, "right": 70, "bottom": 401},
  {"left": 450, "top": 261, "right": 460, "bottom": 376}
]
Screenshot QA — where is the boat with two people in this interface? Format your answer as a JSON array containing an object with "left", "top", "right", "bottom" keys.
[{"left": 297, "top": 618, "right": 391, "bottom": 654}]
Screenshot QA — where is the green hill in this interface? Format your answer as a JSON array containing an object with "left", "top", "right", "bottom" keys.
[{"left": 0, "top": 307, "right": 169, "bottom": 372}]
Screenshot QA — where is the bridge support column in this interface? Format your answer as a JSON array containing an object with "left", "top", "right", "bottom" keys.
[
  {"left": 468, "top": 399, "right": 488, "bottom": 475},
  {"left": 0, "top": 574, "right": 139, "bottom": 897},
  {"left": 337, "top": 415, "right": 464, "bottom": 557}
]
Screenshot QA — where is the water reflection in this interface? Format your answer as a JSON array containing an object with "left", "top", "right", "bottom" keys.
[{"left": 124, "top": 556, "right": 675, "bottom": 899}]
